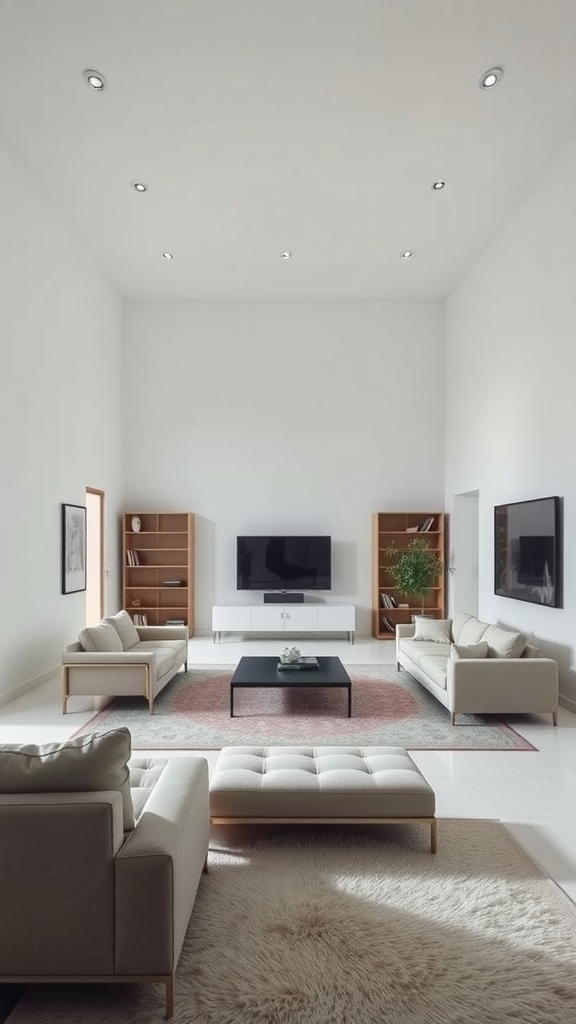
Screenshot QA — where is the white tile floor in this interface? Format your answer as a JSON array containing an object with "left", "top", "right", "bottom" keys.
[{"left": 2, "top": 634, "right": 575, "bottom": 904}]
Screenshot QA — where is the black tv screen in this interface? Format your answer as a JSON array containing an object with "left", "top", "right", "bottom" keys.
[
  {"left": 237, "top": 536, "right": 331, "bottom": 591},
  {"left": 494, "top": 496, "right": 562, "bottom": 607}
]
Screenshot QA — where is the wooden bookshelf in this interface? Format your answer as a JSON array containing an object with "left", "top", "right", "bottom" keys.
[
  {"left": 371, "top": 512, "right": 446, "bottom": 640},
  {"left": 122, "top": 512, "right": 195, "bottom": 637}
]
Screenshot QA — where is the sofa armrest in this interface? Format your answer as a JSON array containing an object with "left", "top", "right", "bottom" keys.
[
  {"left": 62, "top": 650, "right": 156, "bottom": 668},
  {"left": 396, "top": 623, "right": 415, "bottom": 665},
  {"left": 136, "top": 625, "right": 188, "bottom": 641},
  {"left": 115, "top": 757, "right": 210, "bottom": 976},
  {"left": 0, "top": 792, "right": 123, "bottom": 976},
  {"left": 448, "top": 656, "right": 559, "bottom": 715}
]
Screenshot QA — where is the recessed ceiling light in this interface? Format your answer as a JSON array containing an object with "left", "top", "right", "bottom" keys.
[
  {"left": 400, "top": 250, "right": 413, "bottom": 260},
  {"left": 479, "top": 66, "right": 504, "bottom": 89},
  {"left": 280, "top": 251, "right": 293, "bottom": 260},
  {"left": 83, "top": 69, "right": 106, "bottom": 91},
  {"left": 131, "top": 180, "right": 148, "bottom": 193},
  {"left": 431, "top": 179, "right": 446, "bottom": 190},
  {"left": 161, "top": 252, "right": 173, "bottom": 260}
]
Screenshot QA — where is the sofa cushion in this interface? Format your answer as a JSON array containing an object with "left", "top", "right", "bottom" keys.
[
  {"left": 452, "top": 611, "right": 473, "bottom": 644},
  {"left": 0, "top": 728, "right": 135, "bottom": 830},
  {"left": 458, "top": 616, "right": 490, "bottom": 645},
  {"left": 418, "top": 655, "right": 449, "bottom": 689},
  {"left": 482, "top": 624, "right": 527, "bottom": 659},
  {"left": 399, "top": 639, "right": 451, "bottom": 667},
  {"left": 450, "top": 641, "right": 489, "bottom": 660},
  {"left": 78, "top": 621, "right": 123, "bottom": 653},
  {"left": 135, "top": 643, "right": 179, "bottom": 677},
  {"left": 413, "top": 617, "right": 452, "bottom": 643},
  {"left": 105, "top": 610, "right": 140, "bottom": 651}
]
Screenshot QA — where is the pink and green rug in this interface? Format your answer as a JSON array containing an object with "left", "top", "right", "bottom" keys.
[{"left": 73, "top": 665, "right": 535, "bottom": 751}]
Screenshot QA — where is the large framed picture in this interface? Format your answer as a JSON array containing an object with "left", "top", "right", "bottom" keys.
[
  {"left": 494, "top": 495, "right": 562, "bottom": 607},
  {"left": 61, "top": 503, "right": 87, "bottom": 594}
]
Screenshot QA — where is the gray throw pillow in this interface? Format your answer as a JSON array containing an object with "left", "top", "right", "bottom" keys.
[
  {"left": 482, "top": 624, "right": 527, "bottom": 659},
  {"left": 105, "top": 610, "right": 141, "bottom": 650},
  {"left": 450, "top": 641, "right": 489, "bottom": 660},
  {"left": 78, "top": 621, "right": 123, "bottom": 653},
  {"left": 413, "top": 617, "right": 452, "bottom": 643},
  {"left": 0, "top": 728, "right": 135, "bottom": 830}
]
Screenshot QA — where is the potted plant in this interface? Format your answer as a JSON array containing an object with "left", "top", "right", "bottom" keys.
[{"left": 384, "top": 537, "right": 445, "bottom": 616}]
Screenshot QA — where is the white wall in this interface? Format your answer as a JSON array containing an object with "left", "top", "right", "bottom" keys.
[
  {"left": 123, "top": 300, "right": 445, "bottom": 635},
  {"left": 445, "top": 135, "right": 576, "bottom": 706},
  {"left": 0, "top": 139, "right": 124, "bottom": 704}
]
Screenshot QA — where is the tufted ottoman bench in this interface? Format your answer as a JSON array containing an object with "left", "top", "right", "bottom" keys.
[{"left": 209, "top": 745, "right": 437, "bottom": 852}]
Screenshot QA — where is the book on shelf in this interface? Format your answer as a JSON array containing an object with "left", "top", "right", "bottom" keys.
[
  {"left": 380, "top": 593, "right": 397, "bottom": 609},
  {"left": 406, "top": 525, "right": 419, "bottom": 533},
  {"left": 126, "top": 549, "right": 140, "bottom": 566},
  {"left": 165, "top": 617, "right": 186, "bottom": 626},
  {"left": 132, "top": 613, "right": 148, "bottom": 626},
  {"left": 418, "top": 517, "right": 435, "bottom": 532},
  {"left": 162, "top": 579, "right": 183, "bottom": 587},
  {"left": 381, "top": 616, "right": 396, "bottom": 633}
]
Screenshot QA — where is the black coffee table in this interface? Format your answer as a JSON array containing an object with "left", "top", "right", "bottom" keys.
[{"left": 230, "top": 656, "right": 352, "bottom": 717}]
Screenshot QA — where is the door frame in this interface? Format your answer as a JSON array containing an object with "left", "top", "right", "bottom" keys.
[{"left": 86, "top": 487, "right": 105, "bottom": 623}]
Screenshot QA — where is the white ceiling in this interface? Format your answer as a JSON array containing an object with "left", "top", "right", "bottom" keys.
[{"left": 1, "top": 0, "right": 575, "bottom": 301}]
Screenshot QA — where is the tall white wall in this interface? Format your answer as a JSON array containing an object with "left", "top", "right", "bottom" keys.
[
  {"left": 0, "top": 139, "right": 124, "bottom": 704},
  {"left": 445, "top": 135, "right": 576, "bottom": 706},
  {"left": 123, "top": 300, "right": 445, "bottom": 635}
]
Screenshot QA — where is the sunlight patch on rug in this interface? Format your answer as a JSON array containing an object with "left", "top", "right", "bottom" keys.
[{"left": 8, "top": 821, "right": 576, "bottom": 1024}]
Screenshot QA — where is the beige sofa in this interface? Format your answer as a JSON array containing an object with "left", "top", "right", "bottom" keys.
[
  {"left": 396, "top": 611, "right": 558, "bottom": 725},
  {"left": 0, "top": 730, "right": 210, "bottom": 1018},
  {"left": 62, "top": 610, "right": 188, "bottom": 714}
]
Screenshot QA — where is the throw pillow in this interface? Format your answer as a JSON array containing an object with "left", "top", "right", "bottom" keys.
[
  {"left": 482, "top": 624, "right": 527, "bottom": 659},
  {"left": 413, "top": 617, "right": 452, "bottom": 643},
  {"left": 0, "top": 728, "right": 135, "bottom": 830},
  {"left": 105, "top": 609, "right": 141, "bottom": 650},
  {"left": 78, "top": 621, "right": 123, "bottom": 653},
  {"left": 450, "top": 641, "right": 489, "bottom": 660}
]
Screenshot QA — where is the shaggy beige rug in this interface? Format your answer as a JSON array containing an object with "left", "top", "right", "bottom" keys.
[{"left": 8, "top": 821, "right": 576, "bottom": 1024}]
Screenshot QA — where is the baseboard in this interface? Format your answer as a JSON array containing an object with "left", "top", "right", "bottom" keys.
[
  {"left": 559, "top": 693, "right": 576, "bottom": 714},
  {"left": 0, "top": 665, "right": 58, "bottom": 709}
]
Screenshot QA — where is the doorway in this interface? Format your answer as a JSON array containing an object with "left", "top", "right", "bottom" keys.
[
  {"left": 453, "top": 491, "right": 479, "bottom": 616},
  {"left": 86, "top": 487, "right": 105, "bottom": 625}
]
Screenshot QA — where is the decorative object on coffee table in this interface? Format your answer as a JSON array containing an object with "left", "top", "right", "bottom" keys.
[{"left": 279, "top": 645, "right": 302, "bottom": 664}]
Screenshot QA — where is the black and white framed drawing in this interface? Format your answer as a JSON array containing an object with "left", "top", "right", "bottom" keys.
[{"left": 61, "top": 503, "right": 87, "bottom": 594}]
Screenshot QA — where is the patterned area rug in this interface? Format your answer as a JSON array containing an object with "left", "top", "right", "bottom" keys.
[
  {"left": 7, "top": 820, "right": 576, "bottom": 1024},
  {"left": 73, "top": 665, "right": 535, "bottom": 750}
]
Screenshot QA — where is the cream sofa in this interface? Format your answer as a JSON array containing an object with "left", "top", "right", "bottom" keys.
[
  {"left": 0, "top": 729, "right": 210, "bottom": 1017},
  {"left": 396, "top": 611, "right": 558, "bottom": 725},
  {"left": 62, "top": 610, "right": 188, "bottom": 714}
]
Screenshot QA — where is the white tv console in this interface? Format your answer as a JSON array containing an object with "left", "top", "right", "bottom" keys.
[{"left": 212, "top": 602, "right": 355, "bottom": 643}]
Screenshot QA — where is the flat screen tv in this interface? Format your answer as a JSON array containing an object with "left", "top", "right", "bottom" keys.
[
  {"left": 237, "top": 536, "right": 331, "bottom": 591},
  {"left": 494, "top": 496, "right": 562, "bottom": 607}
]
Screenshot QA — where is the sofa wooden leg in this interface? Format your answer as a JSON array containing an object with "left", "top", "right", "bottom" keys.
[
  {"left": 430, "top": 818, "right": 437, "bottom": 854},
  {"left": 164, "top": 975, "right": 175, "bottom": 1019},
  {"left": 450, "top": 711, "right": 456, "bottom": 726},
  {"left": 552, "top": 710, "right": 558, "bottom": 726}
]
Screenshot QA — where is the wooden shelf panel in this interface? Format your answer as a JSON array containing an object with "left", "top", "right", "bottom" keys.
[
  {"left": 372, "top": 511, "right": 446, "bottom": 641},
  {"left": 122, "top": 512, "right": 195, "bottom": 637}
]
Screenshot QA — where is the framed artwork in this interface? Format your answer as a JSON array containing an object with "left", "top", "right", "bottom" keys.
[
  {"left": 61, "top": 503, "right": 87, "bottom": 594},
  {"left": 494, "top": 495, "right": 562, "bottom": 607}
]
